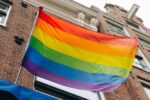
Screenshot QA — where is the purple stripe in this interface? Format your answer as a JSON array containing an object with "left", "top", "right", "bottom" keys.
[{"left": 23, "top": 59, "right": 121, "bottom": 92}]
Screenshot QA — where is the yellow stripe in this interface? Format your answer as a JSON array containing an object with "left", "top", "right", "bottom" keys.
[
  {"left": 36, "top": 18, "right": 136, "bottom": 58},
  {"left": 32, "top": 28, "right": 134, "bottom": 70}
]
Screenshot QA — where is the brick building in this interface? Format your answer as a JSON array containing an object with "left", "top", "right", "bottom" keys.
[{"left": 0, "top": 0, "right": 150, "bottom": 100}]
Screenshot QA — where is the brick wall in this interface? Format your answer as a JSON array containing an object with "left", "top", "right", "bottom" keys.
[
  {"left": 99, "top": 4, "right": 150, "bottom": 100},
  {"left": 103, "top": 68, "right": 150, "bottom": 100},
  {"left": 0, "top": 0, "right": 38, "bottom": 88}
]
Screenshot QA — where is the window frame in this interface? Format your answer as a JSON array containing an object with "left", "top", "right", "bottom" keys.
[
  {"left": 126, "top": 20, "right": 139, "bottom": 29},
  {"left": 134, "top": 49, "right": 150, "bottom": 72},
  {"left": 143, "top": 86, "right": 150, "bottom": 98},
  {"left": 139, "top": 38, "right": 150, "bottom": 48},
  {"left": 126, "top": 20, "right": 145, "bottom": 33},
  {"left": 106, "top": 20, "right": 124, "bottom": 34},
  {"left": 34, "top": 77, "right": 105, "bottom": 100},
  {"left": 0, "top": 0, "right": 11, "bottom": 27},
  {"left": 139, "top": 78, "right": 150, "bottom": 98}
]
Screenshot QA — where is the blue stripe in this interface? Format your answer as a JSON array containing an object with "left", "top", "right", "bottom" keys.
[{"left": 23, "top": 47, "right": 126, "bottom": 84}]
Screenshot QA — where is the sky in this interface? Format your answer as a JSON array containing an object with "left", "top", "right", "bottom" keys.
[{"left": 74, "top": 0, "right": 150, "bottom": 28}]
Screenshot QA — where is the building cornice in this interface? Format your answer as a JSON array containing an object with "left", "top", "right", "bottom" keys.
[
  {"left": 24, "top": 0, "right": 99, "bottom": 31},
  {"left": 25, "top": 0, "right": 99, "bottom": 17}
]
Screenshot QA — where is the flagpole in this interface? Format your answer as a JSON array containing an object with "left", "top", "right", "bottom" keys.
[
  {"left": 97, "top": 92, "right": 102, "bottom": 100},
  {"left": 15, "top": 7, "right": 43, "bottom": 84}
]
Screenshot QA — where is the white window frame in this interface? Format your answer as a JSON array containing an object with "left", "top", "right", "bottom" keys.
[
  {"left": 126, "top": 20, "right": 139, "bottom": 30},
  {"left": 106, "top": 20, "right": 124, "bottom": 34},
  {"left": 34, "top": 77, "right": 105, "bottom": 100},
  {"left": 135, "top": 49, "right": 150, "bottom": 71},
  {"left": 139, "top": 79, "right": 150, "bottom": 98},
  {"left": 143, "top": 86, "right": 150, "bottom": 98},
  {"left": 0, "top": 0, "right": 11, "bottom": 27},
  {"left": 133, "top": 48, "right": 150, "bottom": 72},
  {"left": 126, "top": 20, "right": 145, "bottom": 33},
  {"left": 123, "top": 28, "right": 132, "bottom": 37}
]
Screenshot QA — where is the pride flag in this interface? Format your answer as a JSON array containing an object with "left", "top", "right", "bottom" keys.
[{"left": 22, "top": 9, "right": 137, "bottom": 92}]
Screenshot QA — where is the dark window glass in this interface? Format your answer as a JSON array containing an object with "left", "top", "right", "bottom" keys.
[
  {"left": 126, "top": 21, "right": 139, "bottom": 29},
  {"left": 107, "top": 21, "right": 124, "bottom": 34},
  {"left": 34, "top": 81, "right": 88, "bottom": 100}
]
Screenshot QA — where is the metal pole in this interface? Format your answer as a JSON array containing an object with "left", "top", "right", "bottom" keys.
[
  {"left": 14, "top": 7, "right": 41, "bottom": 84},
  {"left": 15, "top": 66, "right": 23, "bottom": 84},
  {"left": 97, "top": 92, "right": 102, "bottom": 100}
]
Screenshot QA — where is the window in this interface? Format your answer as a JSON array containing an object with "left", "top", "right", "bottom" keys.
[
  {"left": 127, "top": 21, "right": 139, "bottom": 29},
  {"left": 143, "top": 86, "right": 150, "bottom": 98},
  {"left": 139, "top": 79, "right": 150, "bottom": 98},
  {"left": 0, "top": 1, "right": 11, "bottom": 26},
  {"left": 134, "top": 57, "right": 148, "bottom": 71},
  {"left": 123, "top": 27, "right": 132, "bottom": 37},
  {"left": 107, "top": 21, "right": 124, "bottom": 34},
  {"left": 34, "top": 77, "right": 105, "bottom": 100},
  {"left": 134, "top": 49, "right": 150, "bottom": 72},
  {"left": 126, "top": 20, "right": 145, "bottom": 33},
  {"left": 139, "top": 38, "right": 150, "bottom": 48}
]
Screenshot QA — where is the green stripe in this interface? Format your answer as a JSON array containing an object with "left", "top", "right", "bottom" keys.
[{"left": 29, "top": 36, "right": 130, "bottom": 78}]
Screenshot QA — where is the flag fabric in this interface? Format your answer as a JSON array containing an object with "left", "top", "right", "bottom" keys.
[
  {"left": 0, "top": 79, "right": 57, "bottom": 100},
  {"left": 22, "top": 9, "right": 137, "bottom": 92}
]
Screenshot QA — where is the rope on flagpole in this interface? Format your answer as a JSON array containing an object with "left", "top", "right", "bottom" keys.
[{"left": 15, "top": 7, "right": 43, "bottom": 84}]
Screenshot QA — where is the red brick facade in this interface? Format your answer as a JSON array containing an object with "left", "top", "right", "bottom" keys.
[
  {"left": 0, "top": 1, "right": 150, "bottom": 100},
  {"left": 0, "top": 0, "right": 37, "bottom": 88}
]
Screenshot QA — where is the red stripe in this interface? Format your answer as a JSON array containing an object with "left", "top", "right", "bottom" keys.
[{"left": 38, "top": 11, "right": 137, "bottom": 46}]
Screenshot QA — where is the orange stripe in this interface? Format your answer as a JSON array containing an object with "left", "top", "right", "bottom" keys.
[
  {"left": 35, "top": 19, "right": 137, "bottom": 57},
  {"left": 39, "top": 11, "right": 137, "bottom": 47}
]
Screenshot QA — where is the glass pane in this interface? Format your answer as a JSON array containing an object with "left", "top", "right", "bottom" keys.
[
  {"left": 0, "top": 13, "right": 6, "bottom": 24},
  {"left": 107, "top": 22, "right": 124, "bottom": 33},
  {"left": 143, "top": 87, "right": 150, "bottom": 98},
  {"left": 36, "top": 77, "right": 100, "bottom": 100},
  {"left": 0, "top": 2, "right": 9, "bottom": 12},
  {"left": 134, "top": 58, "right": 141, "bottom": 65},
  {"left": 134, "top": 58, "right": 143, "bottom": 69},
  {"left": 127, "top": 21, "right": 139, "bottom": 29},
  {"left": 140, "top": 38, "right": 150, "bottom": 46}
]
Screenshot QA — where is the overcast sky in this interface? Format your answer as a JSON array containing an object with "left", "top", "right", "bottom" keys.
[{"left": 74, "top": 0, "right": 150, "bottom": 28}]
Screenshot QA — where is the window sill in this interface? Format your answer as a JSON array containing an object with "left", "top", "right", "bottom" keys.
[{"left": 0, "top": 23, "right": 6, "bottom": 27}]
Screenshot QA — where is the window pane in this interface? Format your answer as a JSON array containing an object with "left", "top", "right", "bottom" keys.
[
  {"left": 107, "top": 22, "right": 124, "bottom": 34},
  {"left": 143, "top": 87, "right": 150, "bottom": 98},
  {"left": 35, "top": 77, "right": 101, "bottom": 100},
  {"left": 126, "top": 21, "right": 139, "bottom": 29},
  {"left": 134, "top": 58, "right": 143, "bottom": 69},
  {"left": 134, "top": 58, "right": 141, "bottom": 65},
  {"left": 0, "top": 1, "right": 11, "bottom": 26},
  {"left": 0, "top": 13, "right": 5, "bottom": 24},
  {"left": 35, "top": 81, "right": 88, "bottom": 100},
  {"left": 139, "top": 38, "right": 150, "bottom": 48},
  {"left": 0, "top": 2, "right": 9, "bottom": 12},
  {"left": 134, "top": 58, "right": 150, "bottom": 71}
]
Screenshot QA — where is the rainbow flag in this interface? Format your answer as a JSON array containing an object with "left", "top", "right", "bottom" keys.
[{"left": 22, "top": 9, "right": 137, "bottom": 92}]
